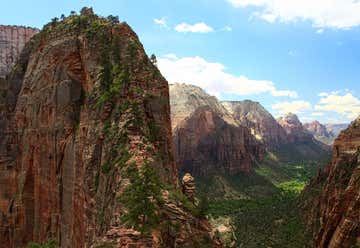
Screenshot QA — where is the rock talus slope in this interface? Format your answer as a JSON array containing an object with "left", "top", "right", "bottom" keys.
[
  {"left": 0, "top": 9, "right": 220, "bottom": 248},
  {"left": 302, "top": 116, "right": 360, "bottom": 248}
]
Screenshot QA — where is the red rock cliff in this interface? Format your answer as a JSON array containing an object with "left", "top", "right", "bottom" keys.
[
  {"left": 0, "top": 25, "right": 38, "bottom": 78},
  {"left": 302, "top": 116, "right": 360, "bottom": 248},
  {"left": 170, "top": 83, "right": 263, "bottom": 176},
  {"left": 0, "top": 9, "right": 220, "bottom": 248}
]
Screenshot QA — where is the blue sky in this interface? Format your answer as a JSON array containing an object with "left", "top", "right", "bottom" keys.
[{"left": 2, "top": 0, "right": 360, "bottom": 123}]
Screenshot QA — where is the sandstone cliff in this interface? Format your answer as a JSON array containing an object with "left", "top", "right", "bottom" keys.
[
  {"left": 304, "top": 120, "right": 337, "bottom": 145},
  {"left": 301, "top": 116, "right": 360, "bottom": 248},
  {"left": 170, "top": 84, "right": 263, "bottom": 176},
  {"left": 222, "top": 100, "right": 287, "bottom": 149},
  {"left": 0, "top": 25, "right": 38, "bottom": 78},
  {"left": 0, "top": 9, "right": 220, "bottom": 248}
]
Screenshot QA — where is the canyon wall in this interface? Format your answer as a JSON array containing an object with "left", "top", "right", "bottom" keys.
[{"left": 302, "top": 116, "right": 360, "bottom": 247}]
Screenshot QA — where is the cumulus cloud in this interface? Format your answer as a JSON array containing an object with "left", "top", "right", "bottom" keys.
[
  {"left": 227, "top": 0, "right": 360, "bottom": 29},
  {"left": 315, "top": 92, "right": 360, "bottom": 119},
  {"left": 157, "top": 54, "right": 298, "bottom": 98},
  {"left": 272, "top": 101, "right": 312, "bottom": 115},
  {"left": 153, "top": 17, "right": 167, "bottom": 28},
  {"left": 175, "top": 22, "right": 214, "bottom": 33}
]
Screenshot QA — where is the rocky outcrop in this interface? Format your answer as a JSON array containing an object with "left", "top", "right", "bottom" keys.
[
  {"left": 181, "top": 173, "right": 196, "bottom": 202},
  {"left": 301, "top": 116, "right": 360, "bottom": 248},
  {"left": 222, "top": 100, "right": 287, "bottom": 149},
  {"left": 304, "top": 121, "right": 337, "bottom": 145},
  {"left": 278, "top": 113, "right": 313, "bottom": 143},
  {"left": 0, "top": 25, "right": 38, "bottom": 78},
  {"left": 0, "top": 9, "right": 219, "bottom": 248}
]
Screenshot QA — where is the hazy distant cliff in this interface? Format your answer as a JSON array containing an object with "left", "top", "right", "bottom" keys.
[{"left": 0, "top": 25, "right": 38, "bottom": 77}]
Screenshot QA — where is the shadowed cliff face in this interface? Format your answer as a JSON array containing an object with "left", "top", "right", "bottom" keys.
[
  {"left": 301, "top": 116, "right": 360, "bottom": 248},
  {"left": 174, "top": 106, "right": 262, "bottom": 176},
  {"left": 0, "top": 10, "right": 220, "bottom": 248}
]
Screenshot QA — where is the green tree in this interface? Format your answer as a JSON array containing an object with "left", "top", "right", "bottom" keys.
[
  {"left": 150, "top": 54, "right": 157, "bottom": 65},
  {"left": 120, "top": 160, "right": 163, "bottom": 234}
]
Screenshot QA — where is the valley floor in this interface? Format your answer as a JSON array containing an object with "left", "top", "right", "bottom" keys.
[{"left": 196, "top": 153, "right": 330, "bottom": 247}]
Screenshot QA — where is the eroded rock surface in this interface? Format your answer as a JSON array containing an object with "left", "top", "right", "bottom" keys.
[
  {"left": 302, "top": 116, "right": 360, "bottom": 248},
  {"left": 0, "top": 10, "right": 219, "bottom": 248},
  {"left": 0, "top": 25, "right": 38, "bottom": 78}
]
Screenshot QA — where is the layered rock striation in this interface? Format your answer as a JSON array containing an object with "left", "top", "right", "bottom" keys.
[
  {"left": 302, "top": 116, "right": 360, "bottom": 247},
  {"left": 222, "top": 100, "right": 287, "bottom": 149},
  {"left": 0, "top": 9, "right": 219, "bottom": 248},
  {"left": 304, "top": 120, "right": 342, "bottom": 145},
  {"left": 0, "top": 25, "right": 39, "bottom": 78},
  {"left": 170, "top": 84, "right": 263, "bottom": 176}
]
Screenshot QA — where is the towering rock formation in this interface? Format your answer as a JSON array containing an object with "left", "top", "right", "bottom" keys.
[
  {"left": 0, "top": 25, "right": 38, "bottom": 78},
  {"left": 170, "top": 84, "right": 263, "bottom": 176},
  {"left": 277, "top": 113, "right": 330, "bottom": 161},
  {"left": 222, "top": 100, "right": 287, "bottom": 149},
  {"left": 304, "top": 120, "right": 336, "bottom": 145},
  {"left": 302, "top": 116, "right": 360, "bottom": 248},
  {"left": 278, "top": 113, "right": 313, "bottom": 143},
  {"left": 0, "top": 9, "right": 220, "bottom": 248}
]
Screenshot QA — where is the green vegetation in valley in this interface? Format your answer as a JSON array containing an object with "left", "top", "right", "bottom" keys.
[{"left": 196, "top": 151, "right": 329, "bottom": 247}]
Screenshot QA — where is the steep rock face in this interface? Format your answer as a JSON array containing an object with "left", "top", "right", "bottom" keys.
[
  {"left": 174, "top": 106, "right": 262, "bottom": 176},
  {"left": 302, "top": 116, "right": 360, "bottom": 248},
  {"left": 169, "top": 83, "right": 232, "bottom": 129},
  {"left": 222, "top": 100, "right": 287, "bottom": 149},
  {"left": 278, "top": 113, "right": 313, "bottom": 143},
  {"left": 304, "top": 121, "right": 336, "bottom": 145},
  {"left": 170, "top": 84, "right": 263, "bottom": 176},
  {"left": 0, "top": 10, "right": 219, "bottom": 248},
  {"left": 0, "top": 25, "right": 39, "bottom": 78}
]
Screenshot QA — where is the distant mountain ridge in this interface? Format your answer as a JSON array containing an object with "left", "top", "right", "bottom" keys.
[
  {"left": 170, "top": 83, "right": 330, "bottom": 176},
  {"left": 304, "top": 121, "right": 349, "bottom": 145}
]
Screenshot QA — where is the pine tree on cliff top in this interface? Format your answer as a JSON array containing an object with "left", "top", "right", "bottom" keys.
[{"left": 120, "top": 160, "right": 163, "bottom": 234}]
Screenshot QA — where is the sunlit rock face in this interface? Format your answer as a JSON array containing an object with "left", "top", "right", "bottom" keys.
[
  {"left": 222, "top": 100, "right": 287, "bottom": 149},
  {"left": 304, "top": 120, "right": 335, "bottom": 145},
  {"left": 0, "top": 25, "right": 39, "bottom": 78},
  {"left": 301, "top": 116, "right": 360, "bottom": 248},
  {"left": 170, "top": 83, "right": 263, "bottom": 176}
]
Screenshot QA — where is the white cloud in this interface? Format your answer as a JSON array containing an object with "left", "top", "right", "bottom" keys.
[
  {"left": 153, "top": 17, "right": 167, "bottom": 28},
  {"left": 227, "top": 0, "right": 360, "bottom": 29},
  {"left": 157, "top": 55, "right": 298, "bottom": 98},
  {"left": 311, "top": 112, "right": 325, "bottom": 117},
  {"left": 315, "top": 92, "right": 360, "bottom": 119},
  {"left": 272, "top": 101, "right": 312, "bottom": 115},
  {"left": 316, "top": 29, "right": 324, "bottom": 34},
  {"left": 175, "top": 22, "right": 214, "bottom": 33}
]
